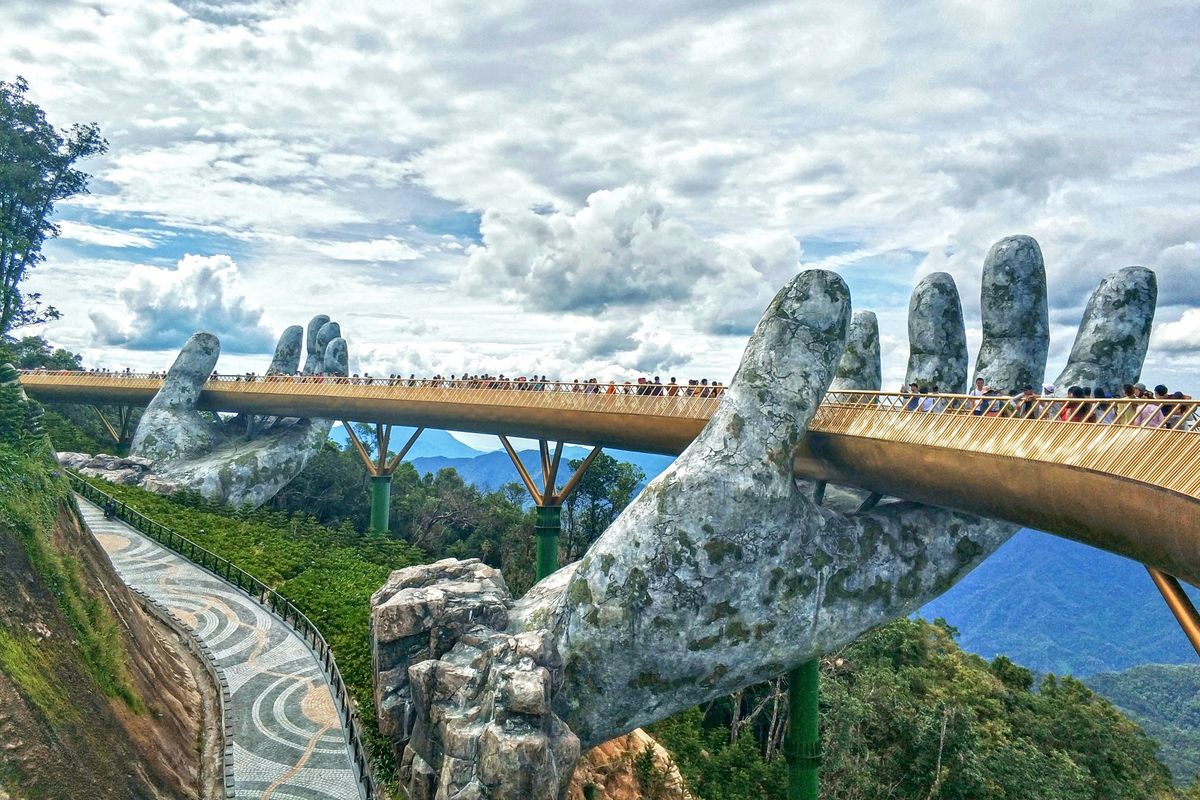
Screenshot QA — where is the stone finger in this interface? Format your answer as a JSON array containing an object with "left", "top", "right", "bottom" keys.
[
  {"left": 830, "top": 310, "right": 881, "bottom": 391},
  {"left": 1052, "top": 266, "right": 1157, "bottom": 394},
  {"left": 692, "top": 269, "right": 852, "bottom": 474},
  {"left": 323, "top": 337, "right": 349, "bottom": 377},
  {"left": 267, "top": 325, "right": 303, "bottom": 375},
  {"left": 302, "top": 315, "right": 331, "bottom": 374},
  {"left": 972, "top": 235, "right": 1049, "bottom": 393},
  {"left": 905, "top": 273, "right": 967, "bottom": 392},
  {"left": 129, "top": 332, "right": 221, "bottom": 461}
]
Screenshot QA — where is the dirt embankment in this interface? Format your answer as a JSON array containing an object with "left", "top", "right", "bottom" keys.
[
  {"left": 568, "top": 728, "right": 695, "bottom": 800},
  {"left": 0, "top": 501, "right": 212, "bottom": 799}
]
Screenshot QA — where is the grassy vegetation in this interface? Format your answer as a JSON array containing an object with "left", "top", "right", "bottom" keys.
[
  {"left": 0, "top": 392, "right": 142, "bottom": 712},
  {"left": 77, "top": 477, "right": 427, "bottom": 777},
  {"left": 0, "top": 627, "right": 72, "bottom": 720}
]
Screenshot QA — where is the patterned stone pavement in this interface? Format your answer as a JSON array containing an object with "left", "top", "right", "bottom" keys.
[{"left": 78, "top": 498, "right": 364, "bottom": 800}]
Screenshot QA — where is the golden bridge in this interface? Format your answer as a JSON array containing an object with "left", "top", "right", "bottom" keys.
[{"left": 18, "top": 369, "right": 1200, "bottom": 650}]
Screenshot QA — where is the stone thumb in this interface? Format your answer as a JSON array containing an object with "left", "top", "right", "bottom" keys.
[{"left": 157, "top": 332, "right": 220, "bottom": 413}]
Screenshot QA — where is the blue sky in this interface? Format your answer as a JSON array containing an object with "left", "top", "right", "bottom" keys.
[{"left": 3, "top": 0, "right": 1199, "bottom": 397}]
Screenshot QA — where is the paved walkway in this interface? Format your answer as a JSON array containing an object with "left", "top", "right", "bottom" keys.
[{"left": 79, "top": 498, "right": 364, "bottom": 800}]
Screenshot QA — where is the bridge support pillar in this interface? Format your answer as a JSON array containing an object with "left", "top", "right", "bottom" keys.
[
  {"left": 344, "top": 422, "right": 424, "bottom": 534},
  {"left": 499, "top": 435, "right": 601, "bottom": 583},
  {"left": 535, "top": 505, "right": 562, "bottom": 582},
  {"left": 370, "top": 475, "right": 393, "bottom": 533},
  {"left": 1147, "top": 566, "right": 1200, "bottom": 658},
  {"left": 93, "top": 405, "right": 136, "bottom": 453},
  {"left": 786, "top": 659, "right": 821, "bottom": 800}
]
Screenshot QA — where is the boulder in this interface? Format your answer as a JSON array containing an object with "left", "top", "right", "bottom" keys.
[{"left": 371, "top": 558, "right": 580, "bottom": 800}]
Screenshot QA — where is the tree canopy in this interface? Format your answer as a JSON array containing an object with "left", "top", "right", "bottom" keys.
[{"left": 1, "top": 77, "right": 107, "bottom": 335}]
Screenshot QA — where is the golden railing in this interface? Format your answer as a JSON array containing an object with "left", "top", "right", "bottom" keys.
[
  {"left": 17, "top": 372, "right": 1199, "bottom": 499},
  {"left": 17, "top": 371, "right": 723, "bottom": 421},
  {"left": 810, "top": 391, "right": 1200, "bottom": 500}
]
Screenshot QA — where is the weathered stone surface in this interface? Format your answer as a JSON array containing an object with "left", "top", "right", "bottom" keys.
[
  {"left": 127, "top": 317, "right": 348, "bottom": 508},
  {"left": 129, "top": 332, "right": 222, "bottom": 463},
  {"left": 554, "top": 271, "right": 1010, "bottom": 746},
  {"left": 905, "top": 272, "right": 968, "bottom": 392},
  {"left": 267, "top": 325, "right": 303, "bottom": 375},
  {"left": 301, "top": 315, "right": 330, "bottom": 375},
  {"left": 830, "top": 310, "right": 881, "bottom": 391},
  {"left": 1053, "top": 266, "right": 1157, "bottom": 394},
  {"left": 61, "top": 453, "right": 157, "bottom": 486},
  {"left": 373, "top": 256, "right": 1161, "bottom": 798},
  {"left": 973, "top": 235, "right": 1049, "bottom": 393},
  {"left": 568, "top": 728, "right": 694, "bottom": 800},
  {"left": 372, "top": 559, "right": 579, "bottom": 800}
]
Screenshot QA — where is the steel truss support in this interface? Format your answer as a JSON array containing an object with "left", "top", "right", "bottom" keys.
[
  {"left": 93, "top": 405, "right": 136, "bottom": 448},
  {"left": 786, "top": 659, "right": 821, "bottom": 800},
  {"left": 498, "top": 435, "right": 601, "bottom": 582},
  {"left": 1147, "top": 566, "right": 1200, "bottom": 657},
  {"left": 343, "top": 422, "right": 424, "bottom": 533}
]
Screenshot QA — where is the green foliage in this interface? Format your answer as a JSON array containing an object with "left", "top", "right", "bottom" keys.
[
  {"left": 1, "top": 77, "right": 107, "bottom": 334},
  {"left": 76, "top": 476, "right": 427, "bottom": 778},
  {"left": 274, "top": 443, "right": 539, "bottom": 593},
  {"left": 652, "top": 618, "right": 1179, "bottom": 800},
  {"left": 561, "top": 451, "right": 644, "bottom": 561},
  {"left": 0, "top": 411, "right": 141, "bottom": 711},
  {"left": 1086, "top": 664, "right": 1200, "bottom": 785},
  {"left": 0, "top": 334, "right": 82, "bottom": 370}
]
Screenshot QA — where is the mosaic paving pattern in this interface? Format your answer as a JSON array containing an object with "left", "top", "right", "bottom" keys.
[{"left": 79, "top": 498, "right": 364, "bottom": 800}]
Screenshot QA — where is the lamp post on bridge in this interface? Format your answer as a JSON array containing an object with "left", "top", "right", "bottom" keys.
[
  {"left": 342, "top": 422, "right": 424, "bottom": 533},
  {"left": 499, "top": 435, "right": 602, "bottom": 582}
]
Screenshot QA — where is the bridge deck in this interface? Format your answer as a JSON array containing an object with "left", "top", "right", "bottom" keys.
[{"left": 22, "top": 372, "right": 1200, "bottom": 584}]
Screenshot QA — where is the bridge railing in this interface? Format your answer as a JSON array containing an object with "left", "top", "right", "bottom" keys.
[
  {"left": 19, "top": 370, "right": 723, "bottom": 419},
  {"left": 810, "top": 391, "right": 1200, "bottom": 499},
  {"left": 68, "top": 473, "right": 380, "bottom": 799}
]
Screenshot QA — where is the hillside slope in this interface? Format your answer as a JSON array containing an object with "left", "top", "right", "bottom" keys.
[
  {"left": 1, "top": 375, "right": 205, "bottom": 799},
  {"left": 920, "top": 529, "right": 1200, "bottom": 676},
  {"left": 1086, "top": 664, "right": 1200, "bottom": 785}
]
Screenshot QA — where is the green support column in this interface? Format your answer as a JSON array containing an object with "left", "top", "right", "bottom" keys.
[
  {"left": 370, "top": 474, "right": 392, "bottom": 533},
  {"left": 535, "top": 505, "right": 562, "bottom": 581},
  {"left": 786, "top": 659, "right": 821, "bottom": 800}
]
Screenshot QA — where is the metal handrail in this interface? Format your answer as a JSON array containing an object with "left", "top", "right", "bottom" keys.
[
  {"left": 810, "top": 391, "right": 1200, "bottom": 499},
  {"left": 68, "top": 473, "right": 380, "bottom": 798}
]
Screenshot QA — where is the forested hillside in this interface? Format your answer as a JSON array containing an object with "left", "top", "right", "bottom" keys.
[{"left": 1087, "top": 665, "right": 1200, "bottom": 786}]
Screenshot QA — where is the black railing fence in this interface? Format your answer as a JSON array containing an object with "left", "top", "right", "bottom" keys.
[{"left": 69, "top": 472, "right": 379, "bottom": 798}]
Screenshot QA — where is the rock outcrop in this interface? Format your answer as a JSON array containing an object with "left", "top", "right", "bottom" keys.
[
  {"left": 568, "top": 729, "right": 693, "bottom": 800},
  {"left": 372, "top": 559, "right": 579, "bottom": 800}
]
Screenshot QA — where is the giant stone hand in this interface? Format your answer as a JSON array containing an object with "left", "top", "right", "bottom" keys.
[
  {"left": 129, "top": 316, "right": 348, "bottom": 508},
  {"left": 372, "top": 238, "right": 1157, "bottom": 800}
]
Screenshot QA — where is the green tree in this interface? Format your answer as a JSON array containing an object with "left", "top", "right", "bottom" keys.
[
  {"left": 1, "top": 77, "right": 107, "bottom": 335},
  {"left": 561, "top": 451, "right": 644, "bottom": 560}
]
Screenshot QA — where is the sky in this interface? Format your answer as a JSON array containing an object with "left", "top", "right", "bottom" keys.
[{"left": 4, "top": 0, "right": 1200, "bottom": 418}]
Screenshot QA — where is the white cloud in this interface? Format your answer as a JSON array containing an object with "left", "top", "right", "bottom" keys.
[
  {"left": 3, "top": 0, "right": 1199, "bottom": 393},
  {"left": 57, "top": 220, "right": 159, "bottom": 249},
  {"left": 89, "top": 254, "right": 276, "bottom": 352},
  {"left": 313, "top": 237, "right": 423, "bottom": 262},
  {"left": 1153, "top": 308, "right": 1200, "bottom": 354}
]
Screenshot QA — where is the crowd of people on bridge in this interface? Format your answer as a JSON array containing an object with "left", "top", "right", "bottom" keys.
[
  {"left": 896, "top": 379, "right": 1197, "bottom": 430},
  {"left": 253, "top": 371, "right": 728, "bottom": 398}
]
